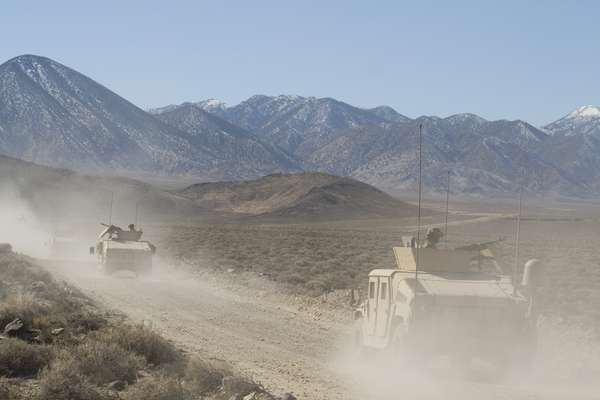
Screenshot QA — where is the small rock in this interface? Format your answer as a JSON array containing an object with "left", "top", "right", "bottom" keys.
[
  {"left": 30, "top": 281, "right": 47, "bottom": 291},
  {"left": 107, "top": 380, "right": 126, "bottom": 391},
  {"left": 243, "top": 392, "right": 257, "bottom": 400},
  {"left": 137, "top": 370, "right": 152, "bottom": 379},
  {"left": 281, "top": 393, "right": 297, "bottom": 400},
  {"left": 0, "top": 243, "right": 12, "bottom": 253},
  {"left": 4, "top": 318, "right": 24, "bottom": 336},
  {"left": 227, "top": 268, "right": 236, "bottom": 273},
  {"left": 51, "top": 328, "right": 65, "bottom": 336}
]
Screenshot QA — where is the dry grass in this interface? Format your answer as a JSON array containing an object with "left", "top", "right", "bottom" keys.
[
  {"left": 38, "top": 363, "right": 111, "bottom": 400},
  {"left": 0, "top": 253, "right": 107, "bottom": 345},
  {"left": 65, "top": 340, "right": 143, "bottom": 385},
  {"left": 0, "top": 256, "right": 52, "bottom": 287},
  {"left": 1, "top": 251, "right": 272, "bottom": 399},
  {"left": 0, "top": 339, "right": 51, "bottom": 377},
  {"left": 163, "top": 223, "right": 399, "bottom": 295},
  {"left": 0, "top": 379, "right": 9, "bottom": 399},
  {"left": 122, "top": 375, "right": 190, "bottom": 400},
  {"left": 162, "top": 218, "right": 600, "bottom": 335},
  {"left": 94, "top": 325, "right": 181, "bottom": 366},
  {"left": 0, "top": 293, "right": 49, "bottom": 335},
  {"left": 183, "top": 358, "right": 228, "bottom": 395}
]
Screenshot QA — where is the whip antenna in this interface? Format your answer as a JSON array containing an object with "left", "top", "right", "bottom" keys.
[
  {"left": 416, "top": 124, "right": 423, "bottom": 282},
  {"left": 444, "top": 169, "right": 450, "bottom": 249},
  {"left": 513, "top": 184, "right": 523, "bottom": 293},
  {"left": 108, "top": 192, "right": 114, "bottom": 225}
]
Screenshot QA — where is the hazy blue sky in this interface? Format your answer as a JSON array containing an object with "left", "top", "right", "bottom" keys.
[{"left": 2, "top": 0, "right": 599, "bottom": 125}]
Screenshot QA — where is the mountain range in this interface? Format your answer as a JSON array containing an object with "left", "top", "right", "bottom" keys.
[
  {"left": 0, "top": 55, "right": 293, "bottom": 179},
  {"left": 1, "top": 54, "right": 600, "bottom": 197},
  {"left": 169, "top": 95, "right": 598, "bottom": 196}
]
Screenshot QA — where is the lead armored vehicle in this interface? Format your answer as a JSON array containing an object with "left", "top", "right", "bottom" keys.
[
  {"left": 354, "top": 234, "right": 542, "bottom": 374},
  {"left": 90, "top": 224, "right": 156, "bottom": 276}
]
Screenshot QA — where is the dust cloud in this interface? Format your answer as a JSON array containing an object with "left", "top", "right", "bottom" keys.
[
  {"left": 333, "top": 322, "right": 600, "bottom": 400},
  {"left": 333, "top": 290, "right": 600, "bottom": 400},
  {"left": 0, "top": 184, "right": 52, "bottom": 258}
]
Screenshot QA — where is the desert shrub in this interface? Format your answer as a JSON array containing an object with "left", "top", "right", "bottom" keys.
[
  {"left": 183, "top": 358, "right": 226, "bottom": 394},
  {"left": 0, "top": 378, "right": 10, "bottom": 399},
  {"left": 0, "top": 255, "right": 52, "bottom": 287},
  {"left": 0, "top": 292, "right": 49, "bottom": 332},
  {"left": 63, "top": 340, "right": 143, "bottom": 385},
  {"left": 0, "top": 339, "right": 51, "bottom": 377},
  {"left": 39, "top": 362, "right": 110, "bottom": 400},
  {"left": 95, "top": 325, "right": 180, "bottom": 366},
  {"left": 64, "top": 311, "right": 107, "bottom": 336},
  {"left": 221, "top": 376, "right": 259, "bottom": 398},
  {"left": 122, "top": 375, "right": 190, "bottom": 400}
]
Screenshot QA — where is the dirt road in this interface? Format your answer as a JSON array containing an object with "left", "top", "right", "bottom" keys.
[
  {"left": 43, "top": 259, "right": 599, "bottom": 400},
  {"left": 44, "top": 260, "right": 353, "bottom": 399}
]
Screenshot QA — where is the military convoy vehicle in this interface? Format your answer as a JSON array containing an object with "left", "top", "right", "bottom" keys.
[
  {"left": 90, "top": 223, "right": 156, "bottom": 276},
  {"left": 354, "top": 232, "right": 543, "bottom": 373}
]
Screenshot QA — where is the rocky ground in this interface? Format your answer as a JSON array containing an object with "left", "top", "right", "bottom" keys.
[{"left": 0, "top": 248, "right": 278, "bottom": 400}]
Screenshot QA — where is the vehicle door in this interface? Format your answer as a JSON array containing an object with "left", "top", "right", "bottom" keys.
[
  {"left": 375, "top": 277, "right": 391, "bottom": 337},
  {"left": 367, "top": 276, "right": 379, "bottom": 335}
]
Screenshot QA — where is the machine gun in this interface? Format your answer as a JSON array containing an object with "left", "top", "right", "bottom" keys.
[{"left": 98, "top": 223, "right": 143, "bottom": 241}]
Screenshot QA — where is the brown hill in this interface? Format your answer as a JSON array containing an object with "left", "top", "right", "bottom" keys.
[
  {"left": 0, "top": 155, "right": 200, "bottom": 223},
  {"left": 178, "top": 172, "right": 420, "bottom": 220}
]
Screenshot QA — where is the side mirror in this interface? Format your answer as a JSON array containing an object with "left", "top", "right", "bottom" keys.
[{"left": 89, "top": 246, "right": 95, "bottom": 255}]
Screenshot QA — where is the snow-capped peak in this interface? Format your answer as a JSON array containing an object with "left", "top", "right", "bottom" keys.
[
  {"left": 195, "top": 98, "right": 227, "bottom": 112},
  {"left": 567, "top": 105, "right": 600, "bottom": 119}
]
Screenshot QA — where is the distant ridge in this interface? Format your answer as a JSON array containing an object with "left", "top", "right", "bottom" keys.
[
  {"left": 0, "top": 155, "right": 200, "bottom": 221},
  {"left": 178, "top": 172, "right": 421, "bottom": 220}
]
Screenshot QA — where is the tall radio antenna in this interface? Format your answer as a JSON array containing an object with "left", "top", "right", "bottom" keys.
[
  {"left": 415, "top": 124, "right": 423, "bottom": 283},
  {"left": 108, "top": 192, "right": 114, "bottom": 225},
  {"left": 513, "top": 184, "right": 523, "bottom": 293},
  {"left": 444, "top": 169, "right": 450, "bottom": 249}
]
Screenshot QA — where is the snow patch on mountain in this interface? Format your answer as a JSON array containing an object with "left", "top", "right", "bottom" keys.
[
  {"left": 567, "top": 105, "right": 600, "bottom": 119},
  {"left": 195, "top": 98, "right": 227, "bottom": 113},
  {"left": 545, "top": 105, "right": 600, "bottom": 138}
]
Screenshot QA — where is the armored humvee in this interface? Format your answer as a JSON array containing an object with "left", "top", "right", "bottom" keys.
[
  {"left": 354, "top": 236, "right": 542, "bottom": 373},
  {"left": 90, "top": 224, "right": 156, "bottom": 276}
]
